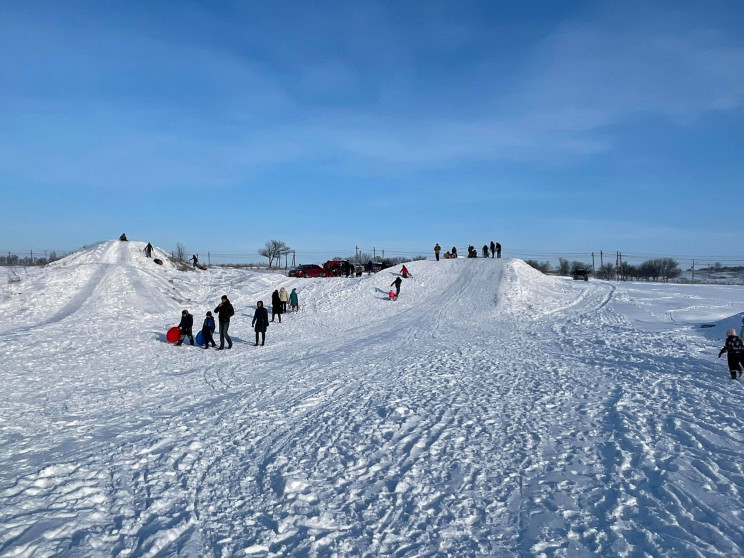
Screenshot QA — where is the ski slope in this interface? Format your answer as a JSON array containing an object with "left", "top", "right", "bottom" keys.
[{"left": 1, "top": 240, "right": 743, "bottom": 557}]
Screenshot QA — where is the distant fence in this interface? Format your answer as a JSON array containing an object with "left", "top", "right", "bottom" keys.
[{"left": 4, "top": 246, "right": 744, "bottom": 284}]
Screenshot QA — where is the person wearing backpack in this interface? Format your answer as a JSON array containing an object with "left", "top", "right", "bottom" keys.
[{"left": 214, "top": 295, "right": 234, "bottom": 350}]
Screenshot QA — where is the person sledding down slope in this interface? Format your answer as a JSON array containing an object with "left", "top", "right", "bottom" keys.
[
  {"left": 400, "top": 265, "right": 411, "bottom": 278},
  {"left": 718, "top": 328, "right": 744, "bottom": 379}
]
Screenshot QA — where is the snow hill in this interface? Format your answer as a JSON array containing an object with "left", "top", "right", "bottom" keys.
[{"left": 1, "top": 240, "right": 743, "bottom": 557}]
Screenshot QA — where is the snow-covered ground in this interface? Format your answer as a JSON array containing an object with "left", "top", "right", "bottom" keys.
[{"left": 1, "top": 240, "right": 743, "bottom": 557}]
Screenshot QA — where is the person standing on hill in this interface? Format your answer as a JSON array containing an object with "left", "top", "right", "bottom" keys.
[
  {"left": 482, "top": 244, "right": 489, "bottom": 258},
  {"left": 214, "top": 295, "right": 234, "bottom": 350},
  {"left": 400, "top": 265, "right": 410, "bottom": 278},
  {"left": 279, "top": 287, "right": 289, "bottom": 312},
  {"left": 290, "top": 288, "right": 299, "bottom": 312},
  {"left": 718, "top": 328, "right": 744, "bottom": 379},
  {"left": 176, "top": 310, "right": 195, "bottom": 346},
  {"left": 271, "top": 289, "right": 282, "bottom": 323},
  {"left": 434, "top": 244, "right": 441, "bottom": 261},
  {"left": 451, "top": 246, "right": 458, "bottom": 258},
  {"left": 490, "top": 241, "right": 496, "bottom": 258},
  {"left": 144, "top": 242, "right": 153, "bottom": 258},
  {"left": 496, "top": 242, "right": 502, "bottom": 258},
  {"left": 252, "top": 300, "right": 269, "bottom": 346},
  {"left": 391, "top": 276, "right": 403, "bottom": 297},
  {"left": 190, "top": 254, "right": 199, "bottom": 268},
  {"left": 201, "top": 311, "right": 217, "bottom": 349}
]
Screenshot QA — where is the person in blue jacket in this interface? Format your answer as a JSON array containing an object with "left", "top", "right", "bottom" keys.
[{"left": 201, "top": 311, "right": 217, "bottom": 349}]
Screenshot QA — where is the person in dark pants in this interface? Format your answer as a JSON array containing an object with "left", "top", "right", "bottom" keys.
[
  {"left": 490, "top": 241, "right": 496, "bottom": 258},
  {"left": 214, "top": 295, "right": 234, "bottom": 350},
  {"left": 176, "top": 310, "right": 194, "bottom": 346},
  {"left": 482, "top": 244, "right": 489, "bottom": 258},
  {"left": 451, "top": 246, "right": 458, "bottom": 258},
  {"left": 201, "top": 311, "right": 217, "bottom": 349},
  {"left": 434, "top": 243, "right": 441, "bottom": 261},
  {"left": 279, "top": 287, "right": 289, "bottom": 312},
  {"left": 391, "top": 276, "right": 403, "bottom": 297},
  {"left": 190, "top": 254, "right": 199, "bottom": 268},
  {"left": 496, "top": 242, "right": 501, "bottom": 258},
  {"left": 252, "top": 300, "right": 269, "bottom": 346},
  {"left": 718, "top": 328, "right": 744, "bottom": 379},
  {"left": 271, "top": 290, "right": 282, "bottom": 323},
  {"left": 145, "top": 242, "right": 153, "bottom": 258}
]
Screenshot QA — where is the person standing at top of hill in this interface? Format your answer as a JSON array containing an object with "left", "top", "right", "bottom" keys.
[
  {"left": 271, "top": 290, "right": 282, "bottom": 323},
  {"left": 495, "top": 242, "right": 502, "bottom": 258},
  {"left": 718, "top": 328, "right": 744, "bottom": 379},
  {"left": 119, "top": 233, "right": 127, "bottom": 241},
  {"left": 290, "top": 288, "right": 299, "bottom": 312},
  {"left": 252, "top": 301, "right": 269, "bottom": 346},
  {"left": 451, "top": 246, "right": 458, "bottom": 258},
  {"left": 434, "top": 244, "right": 441, "bottom": 261},
  {"left": 482, "top": 245, "right": 489, "bottom": 258},
  {"left": 400, "top": 265, "right": 410, "bottom": 278},
  {"left": 214, "top": 295, "right": 234, "bottom": 350},
  {"left": 176, "top": 310, "right": 194, "bottom": 346},
  {"left": 144, "top": 242, "right": 153, "bottom": 258},
  {"left": 190, "top": 254, "right": 199, "bottom": 268},
  {"left": 279, "top": 287, "right": 289, "bottom": 312},
  {"left": 490, "top": 241, "right": 496, "bottom": 258}
]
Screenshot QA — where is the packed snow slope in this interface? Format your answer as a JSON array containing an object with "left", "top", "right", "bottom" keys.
[{"left": 1, "top": 240, "right": 743, "bottom": 557}]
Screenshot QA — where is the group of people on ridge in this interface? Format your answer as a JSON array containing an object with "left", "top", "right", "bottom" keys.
[
  {"left": 433, "top": 241, "right": 500, "bottom": 261},
  {"left": 175, "top": 289, "right": 299, "bottom": 349}
]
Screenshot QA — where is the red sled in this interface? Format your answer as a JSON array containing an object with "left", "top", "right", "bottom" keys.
[{"left": 166, "top": 327, "right": 180, "bottom": 343}]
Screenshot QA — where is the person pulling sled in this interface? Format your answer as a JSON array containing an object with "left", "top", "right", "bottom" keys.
[{"left": 176, "top": 310, "right": 195, "bottom": 346}]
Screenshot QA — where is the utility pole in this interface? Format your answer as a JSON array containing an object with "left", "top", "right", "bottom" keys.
[
  {"left": 600, "top": 250, "right": 603, "bottom": 268},
  {"left": 691, "top": 259, "right": 695, "bottom": 283},
  {"left": 208, "top": 252, "right": 211, "bottom": 266},
  {"left": 373, "top": 247, "right": 376, "bottom": 260},
  {"left": 355, "top": 246, "right": 359, "bottom": 263},
  {"left": 592, "top": 252, "right": 595, "bottom": 274}
]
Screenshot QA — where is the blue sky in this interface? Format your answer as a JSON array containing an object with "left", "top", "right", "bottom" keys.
[{"left": 2, "top": 0, "right": 743, "bottom": 264}]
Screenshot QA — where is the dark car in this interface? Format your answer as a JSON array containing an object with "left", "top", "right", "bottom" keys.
[
  {"left": 572, "top": 269, "right": 589, "bottom": 281},
  {"left": 288, "top": 264, "right": 327, "bottom": 278}
]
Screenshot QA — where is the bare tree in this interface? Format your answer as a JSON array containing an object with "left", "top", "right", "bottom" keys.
[
  {"left": 258, "top": 240, "right": 290, "bottom": 268},
  {"left": 175, "top": 243, "right": 186, "bottom": 262}
]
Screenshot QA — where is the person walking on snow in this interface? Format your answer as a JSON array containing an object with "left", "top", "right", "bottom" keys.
[
  {"left": 176, "top": 310, "right": 195, "bottom": 346},
  {"left": 391, "top": 276, "right": 403, "bottom": 297},
  {"left": 279, "top": 287, "right": 289, "bottom": 313},
  {"left": 495, "top": 242, "right": 502, "bottom": 258},
  {"left": 490, "top": 241, "right": 496, "bottom": 258},
  {"left": 144, "top": 242, "right": 153, "bottom": 258},
  {"left": 252, "top": 301, "right": 269, "bottom": 346},
  {"left": 718, "top": 328, "right": 744, "bottom": 379},
  {"left": 190, "top": 254, "right": 199, "bottom": 268},
  {"left": 289, "top": 288, "right": 299, "bottom": 312},
  {"left": 434, "top": 243, "right": 441, "bottom": 261},
  {"left": 214, "top": 295, "right": 234, "bottom": 350},
  {"left": 271, "top": 290, "right": 282, "bottom": 323},
  {"left": 400, "top": 265, "right": 410, "bottom": 278},
  {"left": 201, "top": 311, "right": 217, "bottom": 349}
]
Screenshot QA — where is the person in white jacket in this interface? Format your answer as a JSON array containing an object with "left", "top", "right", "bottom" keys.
[{"left": 279, "top": 287, "right": 289, "bottom": 313}]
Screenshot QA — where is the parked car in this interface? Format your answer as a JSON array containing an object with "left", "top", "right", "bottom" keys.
[
  {"left": 572, "top": 269, "right": 589, "bottom": 281},
  {"left": 323, "top": 259, "right": 354, "bottom": 277},
  {"left": 288, "top": 264, "right": 327, "bottom": 278}
]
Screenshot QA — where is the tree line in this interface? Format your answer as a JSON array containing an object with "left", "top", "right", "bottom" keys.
[{"left": 525, "top": 257, "right": 682, "bottom": 282}]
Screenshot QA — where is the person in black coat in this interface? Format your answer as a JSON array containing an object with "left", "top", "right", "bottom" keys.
[
  {"left": 214, "top": 295, "right": 234, "bottom": 350},
  {"left": 391, "top": 276, "right": 403, "bottom": 297},
  {"left": 482, "top": 244, "right": 489, "bottom": 258},
  {"left": 496, "top": 242, "right": 502, "bottom": 258},
  {"left": 490, "top": 241, "right": 496, "bottom": 258},
  {"left": 718, "top": 328, "right": 744, "bottom": 379},
  {"left": 176, "top": 310, "right": 194, "bottom": 346},
  {"left": 252, "top": 300, "right": 269, "bottom": 346},
  {"left": 271, "top": 290, "right": 282, "bottom": 323}
]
